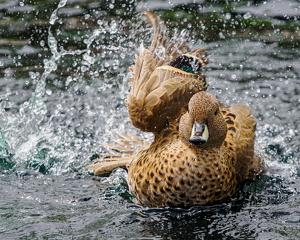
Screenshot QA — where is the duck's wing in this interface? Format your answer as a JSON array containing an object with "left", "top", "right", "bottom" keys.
[
  {"left": 87, "top": 132, "right": 150, "bottom": 175},
  {"left": 221, "top": 105, "right": 263, "bottom": 182},
  {"left": 126, "top": 11, "right": 209, "bottom": 133}
]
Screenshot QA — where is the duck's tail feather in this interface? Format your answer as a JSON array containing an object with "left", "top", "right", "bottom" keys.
[
  {"left": 87, "top": 132, "right": 149, "bottom": 175},
  {"left": 87, "top": 158, "right": 132, "bottom": 176}
]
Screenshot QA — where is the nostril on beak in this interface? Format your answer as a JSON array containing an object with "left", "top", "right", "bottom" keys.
[{"left": 189, "top": 136, "right": 207, "bottom": 146}]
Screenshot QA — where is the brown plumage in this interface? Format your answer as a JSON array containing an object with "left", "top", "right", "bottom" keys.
[
  {"left": 87, "top": 11, "right": 263, "bottom": 208},
  {"left": 126, "top": 11, "right": 209, "bottom": 132}
]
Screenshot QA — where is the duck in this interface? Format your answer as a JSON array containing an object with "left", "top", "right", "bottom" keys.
[{"left": 87, "top": 11, "right": 263, "bottom": 208}]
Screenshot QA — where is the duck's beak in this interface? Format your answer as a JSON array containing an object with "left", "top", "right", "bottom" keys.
[{"left": 189, "top": 121, "right": 209, "bottom": 146}]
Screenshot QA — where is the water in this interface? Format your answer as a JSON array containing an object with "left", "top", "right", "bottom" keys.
[{"left": 1, "top": 0, "right": 300, "bottom": 239}]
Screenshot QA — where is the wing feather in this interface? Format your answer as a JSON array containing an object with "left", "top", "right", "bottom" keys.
[
  {"left": 127, "top": 11, "right": 208, "bottom": 133},
  {"left": 222, "top": 104, "right": 262, "bottom": 182}
]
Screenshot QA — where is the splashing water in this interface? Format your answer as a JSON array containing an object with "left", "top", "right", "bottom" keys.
[
  {"left": 1, "top": 0, "right": 300, "bottom": 239},
  {"left": 0, "top": 0, "right": 142, "bottom": 175}
]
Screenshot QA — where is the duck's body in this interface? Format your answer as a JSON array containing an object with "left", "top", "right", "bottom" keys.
[
  {"left": 87, "top": 11, "right": 263, "bottom": 208},
  {"left": 127, "top": 94, "right": 261, "bottom": 208},
  {"left": 128, "top": 123, "right": 236, "bottom": 208}
]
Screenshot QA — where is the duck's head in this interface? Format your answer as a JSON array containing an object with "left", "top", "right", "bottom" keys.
[{"left": 179, "top": 91, "right": 227, "bottom": 148}]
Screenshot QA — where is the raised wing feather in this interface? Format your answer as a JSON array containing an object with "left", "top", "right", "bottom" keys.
[{"left": 127, "top": 11, "right": 209, "bottom": 133}]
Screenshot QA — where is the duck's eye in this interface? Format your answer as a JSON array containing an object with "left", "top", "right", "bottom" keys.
[{"left": 214, "top": 109, "right": 218, "bottom": 116}]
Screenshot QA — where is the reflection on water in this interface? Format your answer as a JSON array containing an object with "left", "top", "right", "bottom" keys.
[{"left": 0, "top": 0, "right": 300, "bottom": 238}]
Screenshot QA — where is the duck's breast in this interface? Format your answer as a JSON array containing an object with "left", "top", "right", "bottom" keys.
[{"left": 128, "top": 139, "right": 237, "bottom": 208}]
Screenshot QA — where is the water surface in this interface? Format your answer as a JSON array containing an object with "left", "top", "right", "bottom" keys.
[{"left": 0, "top": 0, "right": 300, "bottom": 239}]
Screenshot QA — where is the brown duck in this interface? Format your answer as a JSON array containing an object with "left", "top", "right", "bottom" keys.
[{"left": 87, "top": 11, "right": 263, "bottom": 208}]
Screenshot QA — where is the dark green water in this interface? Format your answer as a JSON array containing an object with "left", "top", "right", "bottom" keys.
[{"left": 0, "top": 0, "right": 300, "bottom": 239}]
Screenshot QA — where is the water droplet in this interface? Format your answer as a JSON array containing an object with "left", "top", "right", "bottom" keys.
[
  {"left": 97, "top": 20, "right": 103, "bottom": 26},
  {"left": 46, "top": 89, "right": 52, "bottom": 95},
  {"left": 109, "top": 3, "right": 114, "bottom": 9},
  {"left": 109, "top": 20, "right": 117, "bottom": 34},
  {"left": 44, "top": 59, "right": 57, "bottom": 72},
  {"left": 40, "top": 40, "right": 45, "bottom": 47},
  {"left": 83, "top": 53, "right": 95, "bottom": 65},
  {"left": 225, "top": 13, "right": 231, "bottom": 20},
  {"left": 243, "top": 12, "right": 252, "bottom": 20},
  {"left": 81, "top": 66, "right": 88, "bottom": 72}
]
